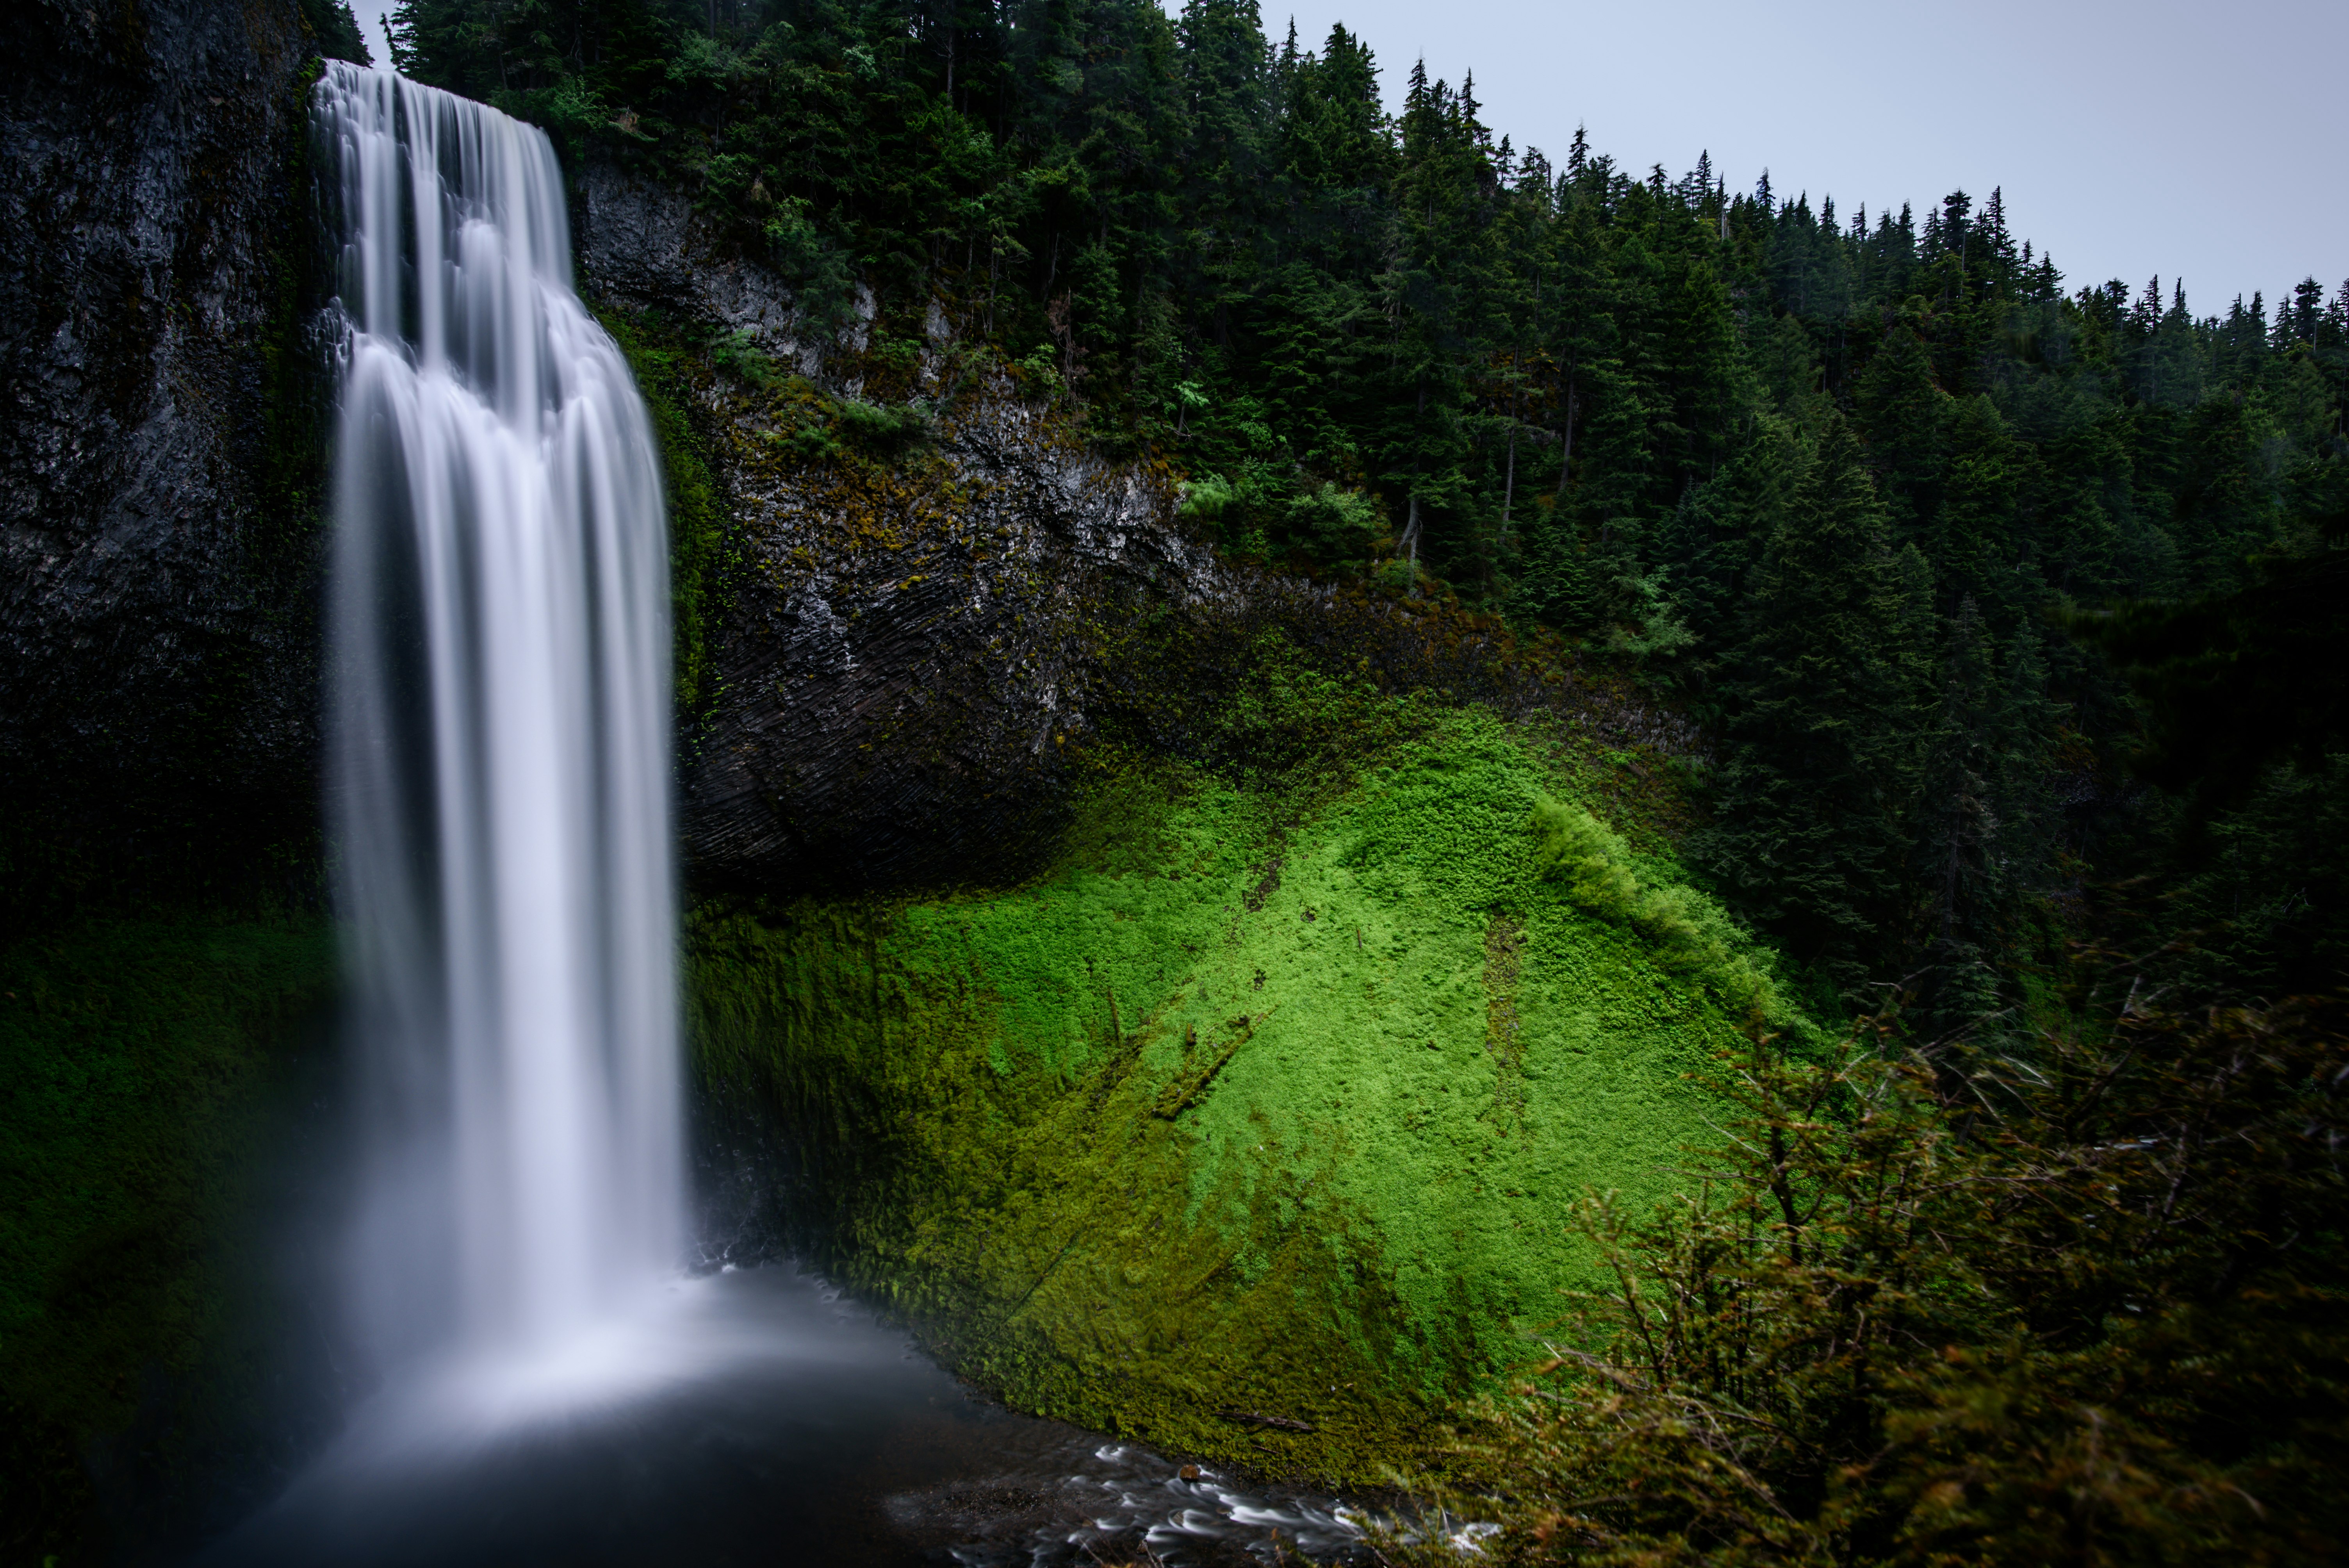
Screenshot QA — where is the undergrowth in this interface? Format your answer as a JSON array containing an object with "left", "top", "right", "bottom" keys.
[{"left": 1382, "top": 989, "right": 2349, "bottom": 1566}]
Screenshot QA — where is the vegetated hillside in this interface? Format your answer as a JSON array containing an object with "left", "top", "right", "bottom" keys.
[
  {"left": 402, "top": 0, "right": 2349, "bottom": 1534},
  {"left": 691, "top": 690, "right": 1811, "bottom": 1477},
  {"left": 394, "top": 0, "right": 2349, "bottom": 1023},
  {"left": 581, "top": 196, "right": 1780, "bottom": 1474},
  {"left": 0, "top": 0, "right": 2329, "bottom": 1556}
]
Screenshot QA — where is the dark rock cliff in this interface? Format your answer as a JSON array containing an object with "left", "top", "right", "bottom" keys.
[
  {"left": 0, "top": 0, "right": 348, "bottom": 926},
  {"left": 576, "top": 164, "right": 1201, "bottom": 891},
  {"left": 574, "top": 164, "right": 1695, "bottom": 897}
]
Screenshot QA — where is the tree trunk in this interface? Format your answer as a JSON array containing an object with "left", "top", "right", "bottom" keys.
[
  {"left": 1554, "top": 368, "right": 1579, "bottom": 501},
  {"left": 1501, "top": 429, "right": 1517, "bottom": 535}
]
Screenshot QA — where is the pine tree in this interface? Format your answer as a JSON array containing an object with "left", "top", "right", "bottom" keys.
[
  {"left": 1853, "top": 322, "right": 1949, "bottom": 550},
  {"left": 1914, "top": 596, "right": 2005, "bottom": 1038},
  {"left": 1701, "top": 420, "right": 1931, "bottom": 991},
  {"left": 1978, "top": 185, "right": 2018, "bottom": 292}
]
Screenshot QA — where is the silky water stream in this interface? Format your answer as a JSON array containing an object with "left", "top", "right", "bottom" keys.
[{"left": 201, "top": 65, "right": 1374, "bottom": 1565}]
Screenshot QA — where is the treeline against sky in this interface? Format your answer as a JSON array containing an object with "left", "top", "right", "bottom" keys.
[{"left": 392, "top": 0, "right": 2349, "bottom": 1017}]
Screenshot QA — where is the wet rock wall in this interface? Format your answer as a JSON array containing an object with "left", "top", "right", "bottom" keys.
[{"left": 0, "top": 0, "right": 351, "bottom": 927}]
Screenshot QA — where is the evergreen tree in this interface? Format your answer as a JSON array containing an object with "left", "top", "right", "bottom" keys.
[{"left": 1702, "top": 421, "right": 1931, "bottom": 992}]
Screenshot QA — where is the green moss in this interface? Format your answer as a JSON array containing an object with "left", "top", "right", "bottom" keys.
[
  {"left": 0, "top": 916, "right": 337, "bottom": 1442},
  {"left": 598, "top": 308, "right": 734, "bottom": 724},
  {"left": 690, "top": 687, "right": 1804, "bottom": 1480},
  {"left": 1529, "top": 796, "right": 1793, "bottom": 1030}
]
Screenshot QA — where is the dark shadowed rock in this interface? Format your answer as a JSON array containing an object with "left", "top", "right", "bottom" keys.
[{"left": 0, "top": 0, "right": 346, "bottom": 921}]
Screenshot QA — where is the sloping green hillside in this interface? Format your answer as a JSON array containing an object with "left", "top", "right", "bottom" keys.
[{"left": 692, "top": 686, "right": 1809, "bottom": 1479}]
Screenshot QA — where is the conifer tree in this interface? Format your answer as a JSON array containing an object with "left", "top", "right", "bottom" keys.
[
  {"left": 1701, "top": 420, "right": 1931, "bottom": 990},
  {"left": 1853, "top": 322, "right": 1949, "bottom": 549}
]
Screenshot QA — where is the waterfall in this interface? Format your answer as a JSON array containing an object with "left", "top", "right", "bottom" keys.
[{"left": 315, "top": 62, "right": 684, "bottom": 1374}]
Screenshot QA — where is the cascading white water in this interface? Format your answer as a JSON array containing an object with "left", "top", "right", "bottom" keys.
[{"left": 315, "top": 61, "right": 684, "bottom": 1375}]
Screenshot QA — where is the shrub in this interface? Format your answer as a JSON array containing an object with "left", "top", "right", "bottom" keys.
[
  {"left": 1387, "top": 990, "right": 2349, "bottom": 1566},
  {"left": 1531, "top": 795, "right": 1777, "bottom": 1026}
]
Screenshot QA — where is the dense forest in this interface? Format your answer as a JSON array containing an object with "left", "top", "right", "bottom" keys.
[{"left": 390, "top": 0, "right": 2346, "bottom": 1027}]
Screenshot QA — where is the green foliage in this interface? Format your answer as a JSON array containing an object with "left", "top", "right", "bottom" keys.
[
  {"left": 1529, "top": 797, "right": 1780, "bottom": 1027},
  {"left": 708, "top": 326, "right": 781, "bottom": 389},
  {"left": 0, "top": 918, "right": 335, "bottom": 1443},
  {"left": 2074, "top": 542, "right": 2349, "bottom": 823},
  {"left": 688, "top": 699, "right": 1793, "bottom": 1479},
  {"left": 830, "top": 392, "right": 931, "bottom": 450},
  {"left": 1178, "top": 471, "right": 1245, "bottom": 528},
  {"left": 1695, "top": 420, "right": 1935, "bottom": 993},
  {"left": 1386, "top": 991, "right": 2349, "bottom": 1566},
  {"left": 1285, "top": 479, "right": 1387, "bottom": 560},
  {"left": 2128, "top": 755, "right": 2349, "bottom": 1009},
  {"left": 296, "top": 0, "right": 371, "bottom": 64},
  {"left": 1180, "top": 471, "right": 1385, "bottom": 564},
  {"left": 2066, "top": 501, "right": 2349, "bottom": 1007}
]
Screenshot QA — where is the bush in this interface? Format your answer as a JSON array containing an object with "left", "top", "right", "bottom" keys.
[
  {"left": 1179, "top": 472, "right": 1384, "bottom": 565},
  {"left": 831, "top": 395, "right": 929, "bottom": 450},
  {"left": 1285, "top": 480, "right": 1385, "bottom": 559},
  {"left": 1531, "top": 795, "right": 1778, "bottom": 1026},
  {"left": 1387, "top": 989, "right": 2349, "bottom": 1566}
]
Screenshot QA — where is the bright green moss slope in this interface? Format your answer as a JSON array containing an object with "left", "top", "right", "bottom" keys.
[{"left": 691, "top": 695, "right": 1808, "bottom": 1480}]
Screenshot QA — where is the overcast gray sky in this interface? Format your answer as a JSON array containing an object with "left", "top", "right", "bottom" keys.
[
  {"left": 360, "top": 0, "right": 2345, "bottom": 313},
  {"left": 1260, "top": 0, "right": 2346, "bottom": 314}
]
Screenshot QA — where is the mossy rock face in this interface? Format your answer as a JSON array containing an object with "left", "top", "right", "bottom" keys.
[{"left": 691, "top": 695, "right": 1800, "bottom": 1480}]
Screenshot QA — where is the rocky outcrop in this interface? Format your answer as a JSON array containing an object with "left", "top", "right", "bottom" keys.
[
  {"left": 578, "top": 163, "right": 1204, "bottom": 888},
  {"left": 675, "top": 394, "right": 1192, "bottom": 890},
  {"left": 0, "top": 0, "right": 343, "bottom": 921},
  {"left": 575, "top": 166, "right": 1699, "bottom": 897}
]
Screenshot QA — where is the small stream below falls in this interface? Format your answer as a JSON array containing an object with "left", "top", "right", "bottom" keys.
[{"left": 199, "top": 1264, "right": 1379, "bottom": 1567}]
